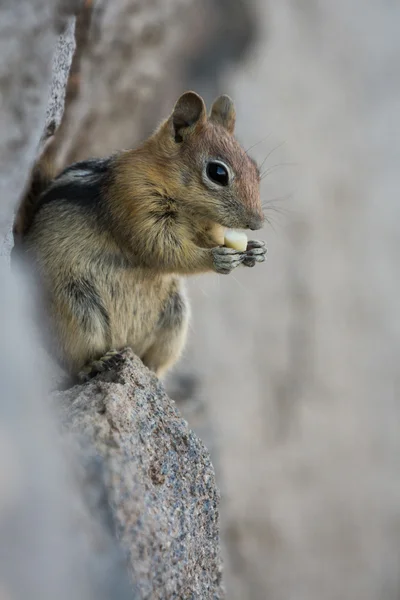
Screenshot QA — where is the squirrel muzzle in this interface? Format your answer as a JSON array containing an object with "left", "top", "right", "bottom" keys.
[{"left": 247, "top": 213, "right": 265, "bottom": 231}]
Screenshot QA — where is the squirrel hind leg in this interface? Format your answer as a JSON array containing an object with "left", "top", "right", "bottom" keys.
[
  {"left": 142, "top": 290, "right": 189, "bottom": 380},
  {"left": 142, "top": 329, "right": 188, "bottom": 379}
]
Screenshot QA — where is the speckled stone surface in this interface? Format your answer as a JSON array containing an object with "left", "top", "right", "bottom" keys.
[
  {"left": 56, "top": 349, "right": 224, "bottom": 599},
  {"left": 46, "top": 18, "right": 76, "bottom": 134},
  {"left": 54, "top": 0, "right": 197, "bottom": 165},
  {"left": 0, "top": 4, "right": 75, "bottom": 261}
]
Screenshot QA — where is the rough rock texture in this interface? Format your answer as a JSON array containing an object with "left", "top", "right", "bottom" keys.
[
  {"left": 56, "top": 349, "right": 224, "bottom": 600},
  {"left": 53, "top": 0, "right": 197, "bottom": 166},
  {"left": 46, "top": 19, "right": 76, "bottom": 133},
  {"left": 51, "top": 0, "right": 258, "bottom": 170},
  {"left": 0, "top": 1, "right": 75, "bottom": 260}
]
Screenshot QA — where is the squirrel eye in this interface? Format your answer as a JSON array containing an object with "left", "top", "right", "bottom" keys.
[{"left": 206, "top": 161, "right": 229, "bottom": 186}]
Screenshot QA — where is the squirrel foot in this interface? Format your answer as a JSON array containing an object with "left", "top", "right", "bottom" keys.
[
  {"left": 243, "top": 240, "right": 267, "bottom": 268},
  {"left": 78, "top": 349, "right": 125, "bottom": 382}
]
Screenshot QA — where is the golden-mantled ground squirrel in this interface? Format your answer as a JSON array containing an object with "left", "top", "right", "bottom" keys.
[{"left": 13, "top": 92, "right": 266, "bottom": 381}]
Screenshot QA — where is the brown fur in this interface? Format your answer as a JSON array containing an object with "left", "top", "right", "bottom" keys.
[{"left": 14, "top": 91, "right": 265, "bottom": 379}]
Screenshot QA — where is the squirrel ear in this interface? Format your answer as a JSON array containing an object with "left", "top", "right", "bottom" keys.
[
  {"left": 171, "top": 91, "right": 206, "bottom": 142},
  {"left": 209, "top": 95, "right": 236, "bottom": 134}
]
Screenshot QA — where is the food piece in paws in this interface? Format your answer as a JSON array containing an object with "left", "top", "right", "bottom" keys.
[{"left": 224, "top": 230, "right": 248, "bottom": 251}]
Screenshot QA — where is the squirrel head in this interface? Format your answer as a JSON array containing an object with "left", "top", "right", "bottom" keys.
[{"left": 151, "top": 91, "right": 264, "bottom": 232}]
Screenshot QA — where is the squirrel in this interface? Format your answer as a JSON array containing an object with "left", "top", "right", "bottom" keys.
[{"left": 13, "top": 91, "right": 267, "bottom": 381}]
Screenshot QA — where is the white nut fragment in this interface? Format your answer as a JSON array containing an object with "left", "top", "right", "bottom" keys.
[{"left": 224, "top": 230, "right": 248, "bottom": 251}]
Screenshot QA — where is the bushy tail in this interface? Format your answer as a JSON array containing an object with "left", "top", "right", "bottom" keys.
[{"left": 13, "top": 136, "right": 57, "bottom": 242}]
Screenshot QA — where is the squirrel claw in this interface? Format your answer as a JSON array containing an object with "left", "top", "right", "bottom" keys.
[
  {"left": 246, "top": 239, "right": 266, "bottom": 250},
  {"left": 243, "top": 240, "right": 267, "bottom": 267},
  {"left": 212, "top": 246, "right": 244, "bottom": 274},
  {"left": 78, "top": 349, "right": 125, "bottom": 382}
]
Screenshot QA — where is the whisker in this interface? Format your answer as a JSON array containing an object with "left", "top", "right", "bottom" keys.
[
  {"left": 263, "top": 213, "right": 277, "bottom": 233},
  {"left": 261, "top": 193, "right": 293, "bottom": 212},
  {"left": 261, "top": 162, "right": 297, "bottom": 179},
  {"left": 262, "top": 205, "right": 291, "bottom": 218},
  {"left": 192, "top": 277, "right": 210, "bottom": 298},
  {"left": 262, "top": 192, "right": 293, "bottom": 204},
  {"left": 240, "top": 134, "right": 271, "bottom": 172},
  {"left": 262, "top": 201, "right": 290, "bottom": 211},
  {"left": 260, "top": 192, "right": 296, "bottom": 229},
  {"left": 241, "top": 134, "right": 278, "bottom": 172},
  {"left": 244, "top": 133, "right": 272, "bottom": 155},
  {"left": 258, "top": 141, "right": 286, "bottom": 172},
  {"left": 230, "top": 274, "right": 246, "bottom": 291}
]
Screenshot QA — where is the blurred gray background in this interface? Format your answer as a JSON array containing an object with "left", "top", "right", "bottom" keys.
[
  {"left": 177, "top": 2, "right": 400, "bottom": 598},
  {"left": 1, "top": 0, "right": 400, "bottom": 598}
]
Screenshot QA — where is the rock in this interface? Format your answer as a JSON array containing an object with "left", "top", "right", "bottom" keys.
[
  {"left": 46, "top": 19, "right": 76, "bottom": 135},
  {"left": 0, "top": 264, "right": 134, "bottom": 600},
  {"left": 0, "top": 1, "right": 76, "bottom": 260},
  {"left": 56, "top": 349, "right": 224, "bottom": 600},
  {"left": 54, "top": 0, "right": 197, "bottom": 166},
  {"left": 52, "top": 0, "right": 258, "bottom": 169}
]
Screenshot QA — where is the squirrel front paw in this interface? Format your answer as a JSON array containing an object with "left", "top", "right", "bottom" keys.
[
  {"left": 242, "top": 240, "right": 267, "bottom": 268},
  {"left": 212, "top": 246, "right": 244, "bottom": 274}
]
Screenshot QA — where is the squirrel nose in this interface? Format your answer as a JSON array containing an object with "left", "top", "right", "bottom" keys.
[{"left": 248, "top": 214, "right": 264, "bottom": 231}]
